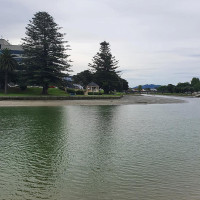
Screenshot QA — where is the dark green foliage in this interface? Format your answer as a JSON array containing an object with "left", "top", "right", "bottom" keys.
[
  {"left": 157, "top": 86, "right": 168, "bottom": 93},
  {"left": 76, "top": 90, "right": 84, "bottom": 95},
  {"left": 121, "top": 78, "right": 129, "bottom": 91},
  {"left": 176, "top": 82, "right": 191, "bottom": 93},
  {"left": 22, "top": 11, "right": 71, "bottom": 95},
  {"left": 0, "top": 71, "right": 4, "bottom": 89},
  {"left": 157, "top": 78, "right": 200, "bottom": 94},
  {"left": 167, "top": 84, "right": 175, "bottom": 93},
  {"left": 89, "top": 41, "right": 119, "bottom": 73},
  {"left": 73, "top": 70, "right": 93, "bottom": 87},
  {"left": 66, "top": 88, "right": 75, "bottom": 94},
  {"left": 58, "top": 86, "right": 65, "bottom": 91},
  {"left": 193, "top": 82, "right": 200, "bottom": 92},
  {"left": 138, "top": 85, "right": 142, "bottom": 93},
  {"left": 191, "top": 77, "right": 200, "bottom": 86},
  {"left": 191, "top": 77, "right": 200, "bottom": 92},
  {"left": 0, "top": 49, "right": 18, "bottom": 94},
  {"left": 15, "top": 64, "right": 28, "bottom": 91},
  {"left": 157, "top": 85, "right": 176, "bottom": 93},
  {"left": 177, "top": 82, "right": 190, "bottom": 88},
  {"left": 88, "top": 92, "right": 102, "bottom": 95},
  {"left": 89, "top": 41, "right": 128, "bottom": 94},
  {"left": 20, "top": 86, "right": 27, "bottom": 91}
]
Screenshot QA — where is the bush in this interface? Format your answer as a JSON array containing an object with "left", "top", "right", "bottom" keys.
[
  {"left": 95, "top": 92, "right": 102, "bottom": 95},
  {"left": 58, "top": 86, "right": 65, "bottom": 91},
  {"left": 76, "top": 90, "right": 84, "bottom": 95},
  {"left": 88, "top": 92, "right": 102, "bottom": 95},
  {"left": 20, "top": 85, "right": 27, "bottom": 91},
  {"left": 66, "top": 88, "right": 75, "bottom": 93}
]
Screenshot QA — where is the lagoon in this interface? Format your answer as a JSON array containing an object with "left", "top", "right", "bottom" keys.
[{"left": 0, "top": 97, "right": 200, "bottom": 199}]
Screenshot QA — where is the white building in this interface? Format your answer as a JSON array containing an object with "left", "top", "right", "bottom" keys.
[{"left": 0, "top": 39, "right": 23, "bottom": 62}]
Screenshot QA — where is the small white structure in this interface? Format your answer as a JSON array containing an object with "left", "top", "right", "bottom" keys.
[
  {"left": 86, "top": 82, "right": 99, "bottom": 94},
  {"left": 150, "top": 88, "right": 157, "bottom": 92}
]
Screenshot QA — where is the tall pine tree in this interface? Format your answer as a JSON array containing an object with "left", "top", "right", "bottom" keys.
[
  {"left": 22, "top": 11, "right": 70, "bottom": 94},
  {"left": 89, "top": 41, "right": 121, "bottom": 94}
]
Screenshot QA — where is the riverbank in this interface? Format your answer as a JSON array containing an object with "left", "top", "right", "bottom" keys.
[
  {"left": 0, "top": 95, "right": 186, "bottom": 106},
  {"left": 0, "top": 95, "right": 122, "bottom": 100}
]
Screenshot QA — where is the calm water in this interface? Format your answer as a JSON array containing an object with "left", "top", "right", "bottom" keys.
[{"left": 0, "top": 98, "right": 200, "bottom": 200}]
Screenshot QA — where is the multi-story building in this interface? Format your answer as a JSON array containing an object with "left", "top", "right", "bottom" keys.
[{"left": 0, "top": 39, "right": 23, "bottom": 62}]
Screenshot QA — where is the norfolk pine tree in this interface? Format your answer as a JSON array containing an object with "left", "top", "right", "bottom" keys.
[
  {"left": 22, "top": 11, "right": 70, "bottom": 95},
  {"left": 89, "top": 41, "right": 121, "bottom": 94}
]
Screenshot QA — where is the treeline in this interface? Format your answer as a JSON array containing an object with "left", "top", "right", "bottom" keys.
[
  {"left": 157, "top": 77, "right": 200, "bottom": 93},
  {"left": 73, "top": 41, "right": 128, "bottom": 93},
  {"left": 0, "top": 12, "right": 128, "bottom": 94},
  {"left": 73, "top": 69, "right": 128, "bottom": 93}
]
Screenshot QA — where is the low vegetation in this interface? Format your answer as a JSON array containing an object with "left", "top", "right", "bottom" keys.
[
  {"left": 0, "top": 87, "right": 69, "bottom": 96},
  {"left": 0, "top": 87, "right": 124, "bottom": 97},
  {"left": 157, "top": 77, "right": 200, "bottom": 94}
]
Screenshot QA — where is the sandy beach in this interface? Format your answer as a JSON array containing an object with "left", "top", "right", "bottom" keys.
[{"left": 0, "top": 95, "right": 186, "bottom": 106}]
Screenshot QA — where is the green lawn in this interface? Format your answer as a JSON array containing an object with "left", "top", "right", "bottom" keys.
[
  {"left": 0, "top": 87, "right": 124, "bottom": 97},
  {"left": 0, "top": 87, "right": 69, "bottom": 96}
]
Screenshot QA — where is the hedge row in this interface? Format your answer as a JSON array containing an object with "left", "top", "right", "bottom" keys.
[
  {"left": 88, "top": 92, "right": 102, "bottom": 95},
  {"left": 66, "top": 88, "right": 84, "bottom": 95},
  {"left": 0, "top": 96, "right": 122, "bottom": 100}
]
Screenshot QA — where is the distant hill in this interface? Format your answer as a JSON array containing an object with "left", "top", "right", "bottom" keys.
[{"left": 133, "top": 84, "right": 161, "bottom": 89}]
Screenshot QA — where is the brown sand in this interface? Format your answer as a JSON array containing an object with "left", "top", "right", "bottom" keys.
[{"left": 0, "top": 95, "right": 186, "bottom": 106}]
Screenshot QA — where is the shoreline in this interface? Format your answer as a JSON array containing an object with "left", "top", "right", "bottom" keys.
[
  {"left": 0, "top": 95, "right": 122, "bottom": 100},
  {"left": 0, "top": 95, "right": 186, "bottom": 106}
]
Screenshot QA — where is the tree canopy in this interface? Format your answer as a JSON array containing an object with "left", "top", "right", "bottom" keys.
[
  {"left": 73, "top": 70, "right": 93, "bottom": 88},
  {"left": 22, "top": 11, "right": 71, "bottom": 94},
  {"left": 157, "top": 77, "right": 200, "bottom": 93},
  {"left": 89, "top": 41, "right": 127, "bottom": 93},
  {"left": 0, "top": 48, "right": 18, "bottom": 94}
]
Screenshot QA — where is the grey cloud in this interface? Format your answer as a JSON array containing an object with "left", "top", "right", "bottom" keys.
[
  {"left": 187, "top": 54, "right": 200, "bottom": 57},
  {"left": 1, "top": 0, "right": 200, "bottom": 87}
]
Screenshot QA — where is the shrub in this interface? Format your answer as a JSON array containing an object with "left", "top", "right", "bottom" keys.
[
  {"left": 88, "top": 92, "right": 102, "bottom": 95},
  {"left": 76, "top": 90, "right": 84, "bottom": 95},
  {"left": 58, "top": 86, "right": 65, "bottom": 91},
  {"left": 20, "top": 85, "right": 27, "bottom": 91},
  {"left": 66, "top": 88, "right": 75, "bottom": 93},
  {"left": 95, "top": 92, "right": 102, "bottom": 95}
]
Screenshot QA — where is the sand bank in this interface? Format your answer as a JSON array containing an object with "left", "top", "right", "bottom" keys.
[{"left": 0, "top": 95, "right": 186, "bottom": 106}]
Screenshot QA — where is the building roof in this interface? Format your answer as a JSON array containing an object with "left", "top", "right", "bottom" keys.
[
  {"left": 0, "top": 39, "right": 10, "bottom": 45},
  {"left": 0, "top": 39, "right": 23, "bottom": 51},
  {"left": 73, "top": 84, "right": 84, "bottom": 89},
  {"left": 87, "top": 82, "right": 99, "bottom": 87}
]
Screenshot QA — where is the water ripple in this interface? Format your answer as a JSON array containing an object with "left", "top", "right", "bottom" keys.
[{"left": 0, "top": 103, "right": 200, "bottom": 199}]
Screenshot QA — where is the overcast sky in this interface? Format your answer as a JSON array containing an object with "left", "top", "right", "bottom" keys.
[{"left": 1, "top": 0, "right": 200, "bottom": 87}]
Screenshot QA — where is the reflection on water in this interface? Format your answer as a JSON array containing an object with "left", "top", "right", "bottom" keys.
[
  {"left": 0, "top": 107, "right": 67, "bottom": 199},
  {"left": 0, "top": 98, "right": 200, "bottom": 200}
]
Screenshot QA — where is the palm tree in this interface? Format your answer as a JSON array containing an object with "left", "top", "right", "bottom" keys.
[{"left": 0, "top": 48, "right": 18, "bottom": 94}]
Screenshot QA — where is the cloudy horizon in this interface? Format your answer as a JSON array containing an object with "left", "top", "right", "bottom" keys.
[{"left": 1, "top": 0, "right": 200, "bottom": 87}]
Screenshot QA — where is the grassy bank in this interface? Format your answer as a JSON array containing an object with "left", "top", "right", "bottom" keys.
[
  {"left": 0, "top": 87, "right": 123, "bottom": 99},
  {"left": 0, "top": 87, "right": 69, "bottom": 96}
]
